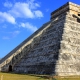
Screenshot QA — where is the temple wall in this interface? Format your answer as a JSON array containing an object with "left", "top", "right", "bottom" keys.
[
  {"left": 56, "top": 12, "right": 80, "bottom": 76},
  {"left": 13, "top": 14, "right": 66, "bottom": 74}
]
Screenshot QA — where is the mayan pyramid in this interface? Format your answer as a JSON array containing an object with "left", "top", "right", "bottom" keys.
[{"left": 0, "top": 2, "right": 80, "bottom": 76}]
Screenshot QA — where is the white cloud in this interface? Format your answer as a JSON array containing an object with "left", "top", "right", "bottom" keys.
[
  {"left": 8, "top": 0, "right": 43, "bottom": 18},
  {"left": 0, "top": 0, "right": 43, "bottom": 24},
  {"left": 9, "top": 2, "right": 34, "bottom": 18},
  {"left": 34, "top": 10, "right": 43, "bottom": 18},
  {"left": 4, "top": 2, "right": 13, "bottom": 8},
  {"left": 27, "top": 0, "right": 40, "bottom": 9},
  {"left": 20, "top": 22, "right": 38, "bottom": 32},
  {"left": 0, "top": 12, "right": 16, "bottom": 24}
]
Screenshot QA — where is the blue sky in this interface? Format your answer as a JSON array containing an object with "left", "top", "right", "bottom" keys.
[{"left": 0, "top": 0, "right": 80, "bottom": 58}]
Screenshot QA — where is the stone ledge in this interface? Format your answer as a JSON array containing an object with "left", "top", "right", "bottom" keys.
[{"left": 51, "top": 2, "right": 80, "bottom": 19}]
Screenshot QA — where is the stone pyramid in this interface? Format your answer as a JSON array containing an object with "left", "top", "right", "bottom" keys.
[{"left": 0, "top": 2, "right": 80, "bottom": 76}]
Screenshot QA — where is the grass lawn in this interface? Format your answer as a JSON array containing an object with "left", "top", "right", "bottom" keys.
[
  {"left": 0, "top": 72, "right": 80, "bottom": 80},
  {"left": 0, "top": 72, "right": 46, "bottom": 80}
]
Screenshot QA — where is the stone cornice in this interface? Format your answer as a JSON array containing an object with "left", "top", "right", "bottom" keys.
[{"left": 51, "top": 2, "right": 80, "bottom": 20}]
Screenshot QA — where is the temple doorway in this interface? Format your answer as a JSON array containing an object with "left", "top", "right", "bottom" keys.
[{"left": 8, "top": 65, "right": 12, "bottom": 72}]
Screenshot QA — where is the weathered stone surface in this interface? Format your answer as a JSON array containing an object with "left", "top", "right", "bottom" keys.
[{"left": 0, "top": 2, "right": 80, "bottom": 76}]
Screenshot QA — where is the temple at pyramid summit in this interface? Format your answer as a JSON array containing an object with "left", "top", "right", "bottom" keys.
[{"left": 0, "top": 2, "right": 80, "bottom": 76}]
